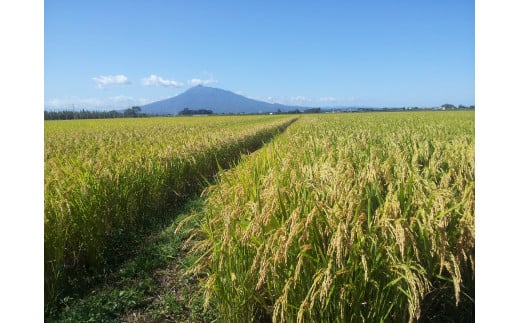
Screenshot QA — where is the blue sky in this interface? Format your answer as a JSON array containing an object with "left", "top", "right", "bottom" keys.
[
  {"left": 44, "top": 0, "right": 474, "bottom": 110},
  {"left": 3, "top": 2, "right": 520, "bottom": 319}
]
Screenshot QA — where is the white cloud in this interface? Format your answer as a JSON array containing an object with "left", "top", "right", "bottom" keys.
[
  {"left": 92, "top": 75, "right": 131, "bottom": 89},
  {"left": 290, "top": 96, "right": 312, "bottom": 104},
  {"left": 319, "top": 96, "right": 339, "bottom": 102},
  {"left": 188, "top": 77, "right": 217, "bottom": 86},
  {"left": 141, "top": 74, "right": 183, "bottom": 88}
]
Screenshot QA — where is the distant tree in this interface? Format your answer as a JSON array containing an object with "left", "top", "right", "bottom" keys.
[
  {"left": 131, "top": 106, "right": 141, "bottom": 116},
  {"left": 304, "top": 108, "right": 321, "bottom": 113},
  {"left": 442, "top": 103, "right": 456, "bottom": 110},
  {"left": 178, "top": 108, "right": 214, "bottom": 115},
  {"left": 44, "top": 107, "right": 147, "bottom": 120},
  {"left": 123, "top": 106, "right": 141, "bottom": 117}
]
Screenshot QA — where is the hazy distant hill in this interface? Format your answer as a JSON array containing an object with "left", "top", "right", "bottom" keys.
[{"left": 141, "top": 85, "right": 306, "bottom": 115}]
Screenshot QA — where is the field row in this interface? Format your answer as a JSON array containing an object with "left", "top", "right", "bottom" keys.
[
  {"left": 182, "top": 111, "right": 475, "bottom": 322},
  {"left": 44, "top": 115, "right": 297, "bottom": 309}
]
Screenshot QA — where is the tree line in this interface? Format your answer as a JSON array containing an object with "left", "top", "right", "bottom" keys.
[
  {"left": 178, "top": 108, "right": 214, "bottom": 115},
  {"left": 44, "top": 106, "right": 145, "bottom": 120},
  {"left": 441, "top": 104, "right": 475, "bottom": 110}
]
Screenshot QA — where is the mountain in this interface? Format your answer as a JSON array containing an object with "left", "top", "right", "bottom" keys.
[{"left": 141, "top": 85, "right": 307, "bottom": 115}]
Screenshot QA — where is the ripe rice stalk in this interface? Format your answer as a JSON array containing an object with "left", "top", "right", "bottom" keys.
[
  {"left": 184, "top": 111, "right": 474, "bottom": 322},
  {"left": 44, "top": 115, "right": 297, "bottom": 312}
]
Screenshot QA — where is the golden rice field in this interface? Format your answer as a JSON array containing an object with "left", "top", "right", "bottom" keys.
[
  {"left": 44, "top": 115, "right": 296, "bottom": 308},
  {"left": 45, "top": 111, "right": 474, "bottom": 321},
  {"left": 181, "top": 111, "right": 474, "bottom": 322}
]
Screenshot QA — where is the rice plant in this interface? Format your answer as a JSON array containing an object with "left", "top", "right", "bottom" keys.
[
  {"left": 183, "top": 111, "right": 474, "bottom": 322},
  {"left": 44, "top": 115, "right": 296, "bottom": 313}
]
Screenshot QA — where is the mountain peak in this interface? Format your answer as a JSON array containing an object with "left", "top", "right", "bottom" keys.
[{"left": 141, "top": 86, "right": 305, "bottom": 115}]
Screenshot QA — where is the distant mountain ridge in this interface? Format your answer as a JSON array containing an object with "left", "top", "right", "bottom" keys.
[{"left": 141, "top": 85, "right": 308, "bottom": 115}]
